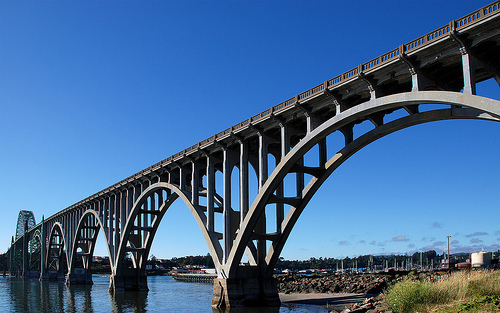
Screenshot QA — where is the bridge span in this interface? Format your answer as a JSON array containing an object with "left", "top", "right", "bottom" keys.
[{"left": 7, "top": 1, "right": 500, "bottom": 308}]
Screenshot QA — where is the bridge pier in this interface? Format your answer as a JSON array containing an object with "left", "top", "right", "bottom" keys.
[
  {"left": 211, "top": 276, "right": 280, "bottom": 308},
  {"left": 40, "top": 270, "right": 66, "bottom": 281},
  {"left": 22, "top": 270, "right": 40, "bottom": 278},
  {"left": 108, "top": 270, "right": 148, "bottom": 292},
  {"left": 66, "top": 268, "right": 93, "bottom": 285}
]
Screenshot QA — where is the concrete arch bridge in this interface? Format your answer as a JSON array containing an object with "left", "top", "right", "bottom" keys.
[{"left": 8, "top": 1, "right": 500, "bottom": 308}]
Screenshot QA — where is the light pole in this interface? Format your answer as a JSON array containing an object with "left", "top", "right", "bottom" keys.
[{"left": 446, "top": 235, "right": 451, "bottom": 269}]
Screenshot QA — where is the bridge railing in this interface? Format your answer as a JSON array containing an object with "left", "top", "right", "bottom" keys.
[
  {"left": 42, "top": 1, "right": 500, "bottom": 224},
  {"left": 457, "top": 2, "right": 499, "bottom": 29},
  {"left": 273, "top": 97, "right": 296, "bottom": 113}
]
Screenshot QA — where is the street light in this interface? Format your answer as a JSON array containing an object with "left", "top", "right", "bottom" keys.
[{"left": 446, "top": 235, "right": 451, "bottom": 269}]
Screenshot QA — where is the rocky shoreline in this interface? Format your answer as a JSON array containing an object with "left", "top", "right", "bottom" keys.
[
  {"left": 277, "top": 273, "right": 394, "bottom": 312},
  {"left": 278, "top": 271, "right": 449, "bottom": 312},
  {"left": 277, "top": 273, "right": 393, "bottom": 295},
  {"left": 333, "top": 295, "right": 389, "bottom": 313}
]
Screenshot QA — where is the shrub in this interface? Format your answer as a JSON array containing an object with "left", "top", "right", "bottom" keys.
[
  {"left": 384, "top": 270, "right": 500, "bottom": 313},
  {"left": 384, "top": 279, "right": 431, "bottom": 313}
]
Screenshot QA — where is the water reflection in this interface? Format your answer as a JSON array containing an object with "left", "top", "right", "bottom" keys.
[
  {"left": 111, "top": 290, "right": 148, "bottom": 313},
  {"left": 8, "top": 278, "right": 68, "bottom": 312},
  {"left": 66, "top": 284, "right": 94, "bottom": 312},
  {"left": 0, "top": 277, "right": 325, "bottom": 312}
]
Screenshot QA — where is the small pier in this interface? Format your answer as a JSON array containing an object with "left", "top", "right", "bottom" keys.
[{"left": 172, "top": 273, "right": 217, "bottom": 283}]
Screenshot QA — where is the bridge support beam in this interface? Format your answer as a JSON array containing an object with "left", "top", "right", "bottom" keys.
[
  {"left": 108, "top": 271, "right": 148, "bottom": 292},
  {"left": 211, "top": 277, "right": 280, "bottom": 308}
]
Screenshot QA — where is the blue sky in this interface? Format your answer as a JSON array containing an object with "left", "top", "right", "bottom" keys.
[{"left": 1, "top": 0, "right": 499, "bottom": 261}]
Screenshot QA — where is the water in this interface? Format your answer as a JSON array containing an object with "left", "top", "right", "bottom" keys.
[{"left": 0, "top": 276, "right": 328, "bottom": 313}]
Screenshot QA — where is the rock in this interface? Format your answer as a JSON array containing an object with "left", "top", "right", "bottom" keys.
[
  {"left": 277, "top": 273, "right": 393, "bottom": 295},
  {"left": 337, "top": 295, "right": 393, "bottom": 313}
]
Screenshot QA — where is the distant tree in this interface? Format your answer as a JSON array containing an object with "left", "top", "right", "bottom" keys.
[
  {"left": 0, "top": 253, "right": 7, "bottom": 271},
  {"left": 149, "top": 254, "right": 157, "bottom": 265}
]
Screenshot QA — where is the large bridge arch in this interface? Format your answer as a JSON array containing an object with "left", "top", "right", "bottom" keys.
[
  {"left": 15, "top": 210, "right": 36, "bottom": 240},
  {"left": 28, "top": 229, "right": 42, "bottom": 271},
  {"left": 110, "top": 181, "right": 225, "bottom": 290},
  {"left": 226, "top": 91, "right": 500, "bottom": 277},
  {"left": 67, "top": 209, "right": 107, "bottom": 284},
  {"left": 45, "top": 222, "right": 68, "bottom": 279}
]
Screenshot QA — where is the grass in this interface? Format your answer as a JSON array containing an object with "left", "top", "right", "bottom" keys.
[{"left": 383, "top": 270, "right": 500, "bottom": 313}]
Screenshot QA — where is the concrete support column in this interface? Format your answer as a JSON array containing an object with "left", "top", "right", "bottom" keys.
[
  {"left": 109, "top": 194, "right": 115, "bottom": 261},
  {"left": 461, "top": 48, "right": 476, "bottom": 95},
  {"left": 179, "top": 165, "right": 186, "bottom": 191},
  {"left": 318, "top": 138, "right": 327, "bottom": 167},
  {"left": 410, "top": 71, "right": 419, "bottom": 92},
  {"left": 127, "top": 187, "right": 133, "bottom": 219},
  {"left": 103, "top": 197, "right": 109, "bottom": 237},
  {"left": 109, "top": 268, "right": 148, "bottom": 292},
  {"left": 258, "top": 133, "right": 268, "bottom": 190},
  {"left": 257, "top": 133, "right": 268, "bottom": 264},
  {"left": 116, "top": 192, "right": 124, "bottom": 261},
  {"left": 70, "top": 212, "right": 75, "bottom": 258},
  {"left": 206, "top": 156, "right": 215, "bottom": 232},
  {"left": 67, "top": 268, "right": 93, "bottom": 285},
  {"left": 340, "top": 125, "right": 354, "bottom": 146},
  {"left": 139, "top": 182, "right": 148, "bottom": 242},
  {"left": 306, "top": 114, "right": 322, "bottom": 134},
  {"left": 276, "top": 123, "right": 289, "bottom": 233},
  {"left": 191, "top": 160, "right": 199, "bottom": 206},
  {"left": 400, "top": 52, "right": 432, "bottom": 92},
  {"left": 133, "top": 185, "right": 143, "bottom": 249},
  {"left": 296, "top": 157, "right": 304, "bottom": 197},
  {"left": 239, "top": 141, "right": 249, "bottom": 225},
  {"left": 222, "top": 149, "right": 231, "bottom": 263},
  {"left": 157, "top": 189, "right": 163, "bottom": 208},
  {"left": 211, "top": 276, "right": 280, "bottom": 308}
]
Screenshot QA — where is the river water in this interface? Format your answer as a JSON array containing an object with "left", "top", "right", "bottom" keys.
[{"left": 0, "top": 275, "right": 328, "bottom": 312}]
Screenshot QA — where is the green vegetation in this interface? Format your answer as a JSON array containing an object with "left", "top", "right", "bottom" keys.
[
  {"left": 0, "top": 250, "right": 467, "bottom": 273},
  {"left": 384, "top": 270, "right": 500, "bottom": 313},
  {"left": 158, "top": 254, "right": 214, "bottom": 268},
  {"left": 0, "top": 253, "right": 7, "bottom": 271}
]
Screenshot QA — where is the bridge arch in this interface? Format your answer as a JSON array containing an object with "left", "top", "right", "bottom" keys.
[
  {"left": 67, "top": 209, "right": 108, "bottom": 284},
  {"left": 226, "top": 91, "right": 500, "bottom": 276},
  {"left": 28, "top": 229, "right": 42, "bottom": 271},
  {"left": 111, "top": 182, "right": 225, "bottom": 290},
  {"left": 15, "top": 210, "right": 36, "bottom": 240},
  {"left": 45, "top": 222, "right": 68, "bottom": 277}
]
